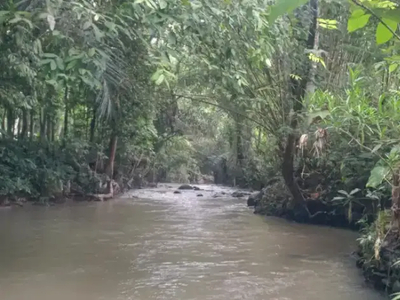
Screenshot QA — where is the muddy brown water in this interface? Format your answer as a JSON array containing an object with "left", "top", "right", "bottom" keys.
[{"left": 0, "top": 184, "right": 385, "bottom": 300}]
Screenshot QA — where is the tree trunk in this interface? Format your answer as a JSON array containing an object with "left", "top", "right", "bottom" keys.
[
  {"left": 1, "top": 110, "right": 6, "bottom": 132},
  {"left": 40, "top": 109, "right": 46, "bottom": 142},
  {"left": 17, "top": 114, "right": 21, "bottom": 137},
  {"left": 6, "top": 108, "right": 14, "bottom": 138},
  {"left": 105, "top": 132, "right": 118, "bottom": 179},
  {"left": 20, "top": 109, "right": 28, "bottom": 139},
  {"left": 29, "top": 111, "right": 34, "bottom": 140},
  {"left": 51, "top": 118, "right": 55, "bottom": 142},
  {"left": 235, "top": 115, "right": 244, "bottom": 186},
  {"left": 282, "top": 0, "right": 319, "bottom": 208},
  {"left": 46, "top": 114, "right": 51, "bottom": 141},
  {"left": 392, "top": 170, "right": 400, "bottom": 231},
  {"left": 63, "top": 85, "right": 69, "bottom": 140},
  {"left": 89, "top": 108, "right": 96, "bottom": 143}
]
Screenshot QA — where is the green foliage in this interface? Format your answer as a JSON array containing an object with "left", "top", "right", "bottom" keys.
[
  {"left": 269, "top": 0, "right": 309, "bottom": 23},
  {"left": 0, "top": 139, "right": 96, "bottom": 198},
  {"left": 347, "top": 0, "right": 400, "bottom": 46}
]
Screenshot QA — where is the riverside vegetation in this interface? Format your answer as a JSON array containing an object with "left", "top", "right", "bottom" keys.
[{"left": 1, "top": 0, "right": 400, "bottom": 297}]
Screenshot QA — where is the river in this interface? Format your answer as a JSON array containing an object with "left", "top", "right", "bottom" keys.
[{"left": 0, "top": 184, "right": 385, "bottom": 300}]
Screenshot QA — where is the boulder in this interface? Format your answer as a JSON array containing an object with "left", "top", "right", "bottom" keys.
[
  {"left": 247, "top": 193, "right": 258, "bottom": 207},
  {"left": 173, "top": 190, "right": 182, "bottom": 194},
  {"left": 232, "top": 191, "right": 246, "bottom": 198},
  {"left": 178, "top": 184, "right": 193, "bottom": 190},
  {"left": 193, "top": 186, "right": 201, "bottom": 191},
  {"left": 247, "top": 187, "right": 268, "bottom": 208}
]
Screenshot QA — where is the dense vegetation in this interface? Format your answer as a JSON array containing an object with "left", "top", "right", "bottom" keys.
[{"left": 1, "top": 0, "right": 400, "bottom": 296}]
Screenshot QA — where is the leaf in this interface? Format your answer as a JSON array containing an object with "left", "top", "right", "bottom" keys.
[
  {"left": 338, "top": 190, "right": 350, "bottom": 196},
  {"left": 159, "top": 0, "right": 167, "bottom": 9},
  {"left": 318, "top": 18, "right": 338, "bottom": 30},
  {"left": 56, "top": 57, "right": 64, "bottom": 70},
  {"left": 290, "top": 74, "right": 302, "bottom": 81},
  {"left": 350, "top": 188, "right": 361, "bottom": 196},
  {"left": 83, "top": 21, "right": 92, "bottom": 30},
  {"left": 269, "top": 0, "right": 309, "bottom": 23},
  {"left": 155, "top": 74, "right": 165, "bottom": 85},
  {"left": 9, "top": 16, "right": 33, "bottom": 28},
  {"left": 88, "top": 48, "right": 96, "bottom": 57},
  {"left": 80, "top": 76, "right": 94, "bottom": 87},
  {"left": 66, "top": 60, "right": 78, "bottom": 70},
  {"left": 366, "top": 166, "right": 389, "bottom": 188},
  {"left": 380, "top": 8, "right": 400, "bottom": 23},
  {"left": 385, "top": 55, "right": 400, "bottom": 62},
  {"left": 92, "top": 24, "right": 105, "bottom": 41},
  {"left": 50, "top": 60, "right": 57, "bottom": 71},
  {"left": 45, "top": 79, "right": 58, "bottom": 87},
  {"left": 38, "top": 12, "right": 48, "bottom": 19},
  {"left": 0, "top": 11, "right": 10, "bottom": 24},
  {"left": 104, "top": 21, "right": 116, "bottom": 31},
  {"left": 371, "top": 143, "right": 383, "bottom": 153},
  {"left": 307, "top": 110, "right": 330, "bottom": 126},
  {"left": 389, "top": 63, "right": 399, "bottom": 73},
  {"left": 376, "top": 19, "right": 398, "bottom": 44},
  {"left": 168, "top": 31, "right": 177, "bottom": 45},
  {"left": 38, "top": 59, "right": 52, "bottom": 66},
  {"left": 348, "top": 14, "right": 371, "bottom": 33},
  {"left": 47, "top": 14, "right": 55, "bottom": 31},
  {"left": 42, "top": 53, "right": 58, "bottom": 58},
  {"left": 151, "top": 69, "right": 163, "bottom": 81}
]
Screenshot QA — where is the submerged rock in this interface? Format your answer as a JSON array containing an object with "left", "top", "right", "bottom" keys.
[
  {"left": 178, "top": 184, "right": 193, "bottom": 190},
  {"left": 193, "top": 186, "right": 201, "bottom": 191},
  {"left": 197, "top": 194, "right": 203, "bottom": 197},
  {"left": 232, "top": 191, "right": 246, "bottom": 198},
  {"left": 173, "top": 190, "right": 182, "bottom": 194}
]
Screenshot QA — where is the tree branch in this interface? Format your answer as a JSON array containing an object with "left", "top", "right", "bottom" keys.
[
  {"left": 173, "top": 94, "right": 273, "bottom": 132},
  {"left": 351, "top": 0, "right": 400, "bottom": 42}
]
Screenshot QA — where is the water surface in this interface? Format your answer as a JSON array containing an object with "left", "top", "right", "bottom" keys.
[{"left": 0, "top": 184, "right": 384, "bottom": 300}]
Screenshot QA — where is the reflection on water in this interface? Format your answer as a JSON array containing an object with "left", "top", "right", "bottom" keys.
[{"left": 0, "top": 184, "right": 384, "bottom": 300}]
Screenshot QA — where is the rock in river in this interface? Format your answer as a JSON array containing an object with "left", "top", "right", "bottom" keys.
[
  {"left": 247, "top": 193, "right": 258, "bottom": 207},
  {"left": 173, "top": 190, "right": 182, "bottom": 194},
  {"left": 178, "top": 184, "right": 193, "bottom": 190},
  {"left": 232, "top": 191, "right": 246, "bottom": 198}
]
